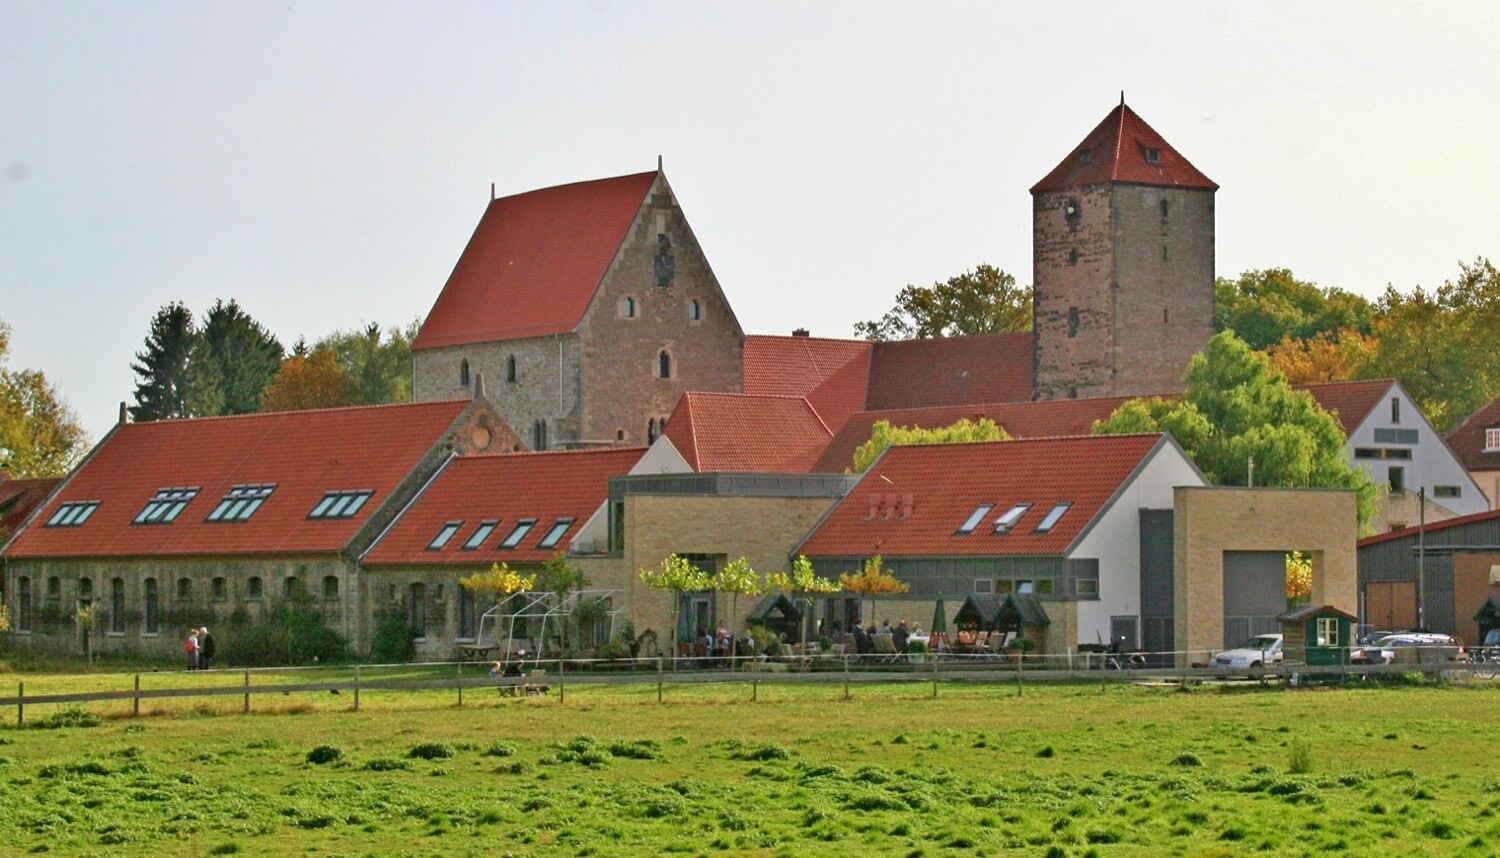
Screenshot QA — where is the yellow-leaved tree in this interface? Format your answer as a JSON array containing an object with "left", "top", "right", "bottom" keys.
[
  {"left": 838, "top": 556, "right": 908, "bottom": 624},
  {"left": 850, "top": 417, "right": 1008, "bottom": 472}
]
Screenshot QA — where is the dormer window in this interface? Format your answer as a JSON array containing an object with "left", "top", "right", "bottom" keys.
[
  {"left": 538, "top": 518, "right": 575, "bottom": 550},
  {"left": 308, "top": 490, "right": 372, "bottom": 520},
  {"left": 462, "top": 520, "right": 498, "bottom": 550},
  {"left": 46, "top": 501, "right": 100, "bottom": 527},
  {"left": 1486, "top": 427, "right": 1500, "bottom": 452},
  {"left": 1144, "top": 147, "right": 1161, "bottom": 165}
]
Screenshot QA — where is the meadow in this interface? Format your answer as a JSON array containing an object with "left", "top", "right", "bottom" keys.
[{"left": 1, "top": 672, "right": 1498, "bottom": 856}]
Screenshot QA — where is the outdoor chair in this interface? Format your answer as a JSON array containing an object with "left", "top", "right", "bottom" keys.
[{"left": 871, "top": 634, "right": 900, "bottom": 663}]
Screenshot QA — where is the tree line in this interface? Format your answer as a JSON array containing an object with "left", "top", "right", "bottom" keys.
[{"left": 129, "top": 299, "right": 419, "bottom": 422}]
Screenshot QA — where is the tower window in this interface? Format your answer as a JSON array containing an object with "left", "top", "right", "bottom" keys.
[
  {"left": 688, "top": 299, "right": 701, "bottom": 321},
  {"left": 1144, "top": 147, "right": 1161, "bottom": 165},
  {"left": 657, "top": 350, "right": 672, "bottom": 379},
  {"left": 506, "top": 355, "right": 517, "bottom": 383},
  {"left": 619, "top": 296, "right": 637, "bottom": 318},
  {"left": 533, "top": 419, "right": 548, "bottom": 450},
  {"left": 1067, "top": 248, "right": 1078, "bottom": 266},
  {"left": 1067, "top": 306, "right": 1079, "bottom": 338},
  {"left": 1163, "top": 308, "right": 1169, "bottom": 324},
  {"left": 1160, "top": 199, "right": 1169, "bottom": 220},
  {"left": 647, "top": 419, "right": 659, "bottom": 443},
  {"left": 459, "top": 359, "right": 470, "bottom": 387},
  {"left": 1063, "top": 197, "right": 1080, "bottom": 223},
  {"left": 1162, "top": 246, "right": 1168, "bottom": 262},
  {"left": 1078, "top": 148, "right": 1091, "bottom": 164}
]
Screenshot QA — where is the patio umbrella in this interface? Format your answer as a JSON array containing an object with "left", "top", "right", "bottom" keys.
[{"left": 931, "top": 599, "right": 948, "bottom": 634}]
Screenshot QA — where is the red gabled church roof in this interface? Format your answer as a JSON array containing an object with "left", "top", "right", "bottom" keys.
[
  {"left": 1031, "top": 102, "right": 1217, "bottom": 194},
  {"left": 412, "top": 171, "right": 659, "bottom": 350},
  {"left": 867, "top": 333, "right": 1034, "bottom": 410},
  {"left": 743, "top": 335, "right": 871, "bottom": 433},
  {"left": 362, "top": 447, "right": 643, "bottom": 566},
  {"left": 4, "top": 400, "right": 472, "bottom": 559},
  {"left": 661, "top": 392, "right": 833, "bottom": 473},
  {"left": 797, "top": 434, "right": 1168, "bottom": 558}
]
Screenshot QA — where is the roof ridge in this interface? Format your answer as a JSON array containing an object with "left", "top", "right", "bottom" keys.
[
  {"left": 492, "top": 169, "right": 658, "bottom": 203},
  {"left": 126, "top": 398, "right": 470, "bottom": 427},
  {"left": 458, "top": 446, "right": 647, "bottom": 460}
]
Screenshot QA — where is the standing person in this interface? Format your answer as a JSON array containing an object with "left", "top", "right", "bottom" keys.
[
  {"left": 184, "top": 629, "right": 199, "bottom": 671},
  {"left": 198, "top": 626, "right": 216, "bottom": 670}
]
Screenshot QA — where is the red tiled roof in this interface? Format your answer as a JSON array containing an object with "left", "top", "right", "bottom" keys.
[
  {"left": 361, "top": 447, "right": 643, "bottom": 566},
  {"left": 1293, "top": 379, "right": 1394, "bottom": 435},
  {"left": 662, "top": 392, "right": 832, "bottom": 473},
  {"left": 3, "top": 400, "right": 471, "bottom": 559},
  {"left": 0, "top": 477, "right": 61, "bottom": 537},
  {"left": 1031, "top": 103, "right": 1217, "bottom": 194},
  {"left": 743, "top": 335, "right": 871, "bottom": 432},
  {"left": 797, "top": 434, "right": 1166, "bottom": 558},
  {"left": 1446, "top": 395, "right": 1500, "bottom": 472},
  {"left": 412, "top": 171, "right": 658, "bottom": 350},
  {"left": 1358, "top": 507, "right": 1500, "bottom": 547},
  {"left": 812, "top": 396, "right": 1136, "bottom": 473},
  {"left": 867, "top": 333, "right": 1034, "bottom": 410}
]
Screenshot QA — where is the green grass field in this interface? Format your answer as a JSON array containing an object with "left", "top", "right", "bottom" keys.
[{"left": 1, "top": 673, "right": 1498, "bottom": 856}]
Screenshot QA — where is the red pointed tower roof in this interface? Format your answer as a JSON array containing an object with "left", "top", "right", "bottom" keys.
[{"left": 1031, "top": 102, "right": 1217, "bottom": 194}]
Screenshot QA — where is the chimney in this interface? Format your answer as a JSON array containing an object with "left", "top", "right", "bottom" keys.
[
  {"left": 473, "top": 373, "right": 486, "bottom": 399},
  {"left": 792, "top": 328, "right": 810, "bottom": 338},
  {"left": 867, "top": 493, "right": 880, "bottom": 521},
  {"left": 900, "top": 493, "right": 914, "bottom": 520},
  {"left": 119, "top": 402, "right": 129, "bottom": 425}
]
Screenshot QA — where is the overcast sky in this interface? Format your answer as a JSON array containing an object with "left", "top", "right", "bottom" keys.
[{"left": 3, "top": 2, "right": 1497, "bottom": 441}]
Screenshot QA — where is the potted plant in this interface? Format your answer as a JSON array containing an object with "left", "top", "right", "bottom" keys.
[
  {"left": 1008, "top": 636, "right": 1034, "bottom": 665},
  {"left": 817, "top": 636, "right": 834, "bottom": 659}
]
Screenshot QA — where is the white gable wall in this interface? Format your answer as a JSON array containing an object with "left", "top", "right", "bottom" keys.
[
  {"left": 570, "top": 437, "right": 691, "bottom": 552},
  {"left": 1345, "top": 383, "right": 1487, "bottom": 519},
  {"left": 1068, "top": 441, "right": 1205, "bottom": 647}
]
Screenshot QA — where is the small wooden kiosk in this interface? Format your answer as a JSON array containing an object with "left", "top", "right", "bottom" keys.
[{"left": 1277, "top": 604, "right": 1355, "bottom": 666}]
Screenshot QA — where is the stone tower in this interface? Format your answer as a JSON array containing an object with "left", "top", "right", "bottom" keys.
[{"left": 1031, "top": 101, "right": 1217, "bottom": 401}]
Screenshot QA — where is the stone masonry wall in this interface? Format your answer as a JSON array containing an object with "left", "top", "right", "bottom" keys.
[
  {"left": 412, "top": 337, "right": 581, "bottom": 449},
  {"left": 1033, "top": 186, "right": 1115, "bottom": 400},
  {"left": 578, "top": 176, "right": 744, "bottom": 447}
]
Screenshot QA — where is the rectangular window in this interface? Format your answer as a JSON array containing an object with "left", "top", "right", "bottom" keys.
[
  {"left": 1391, "top": 397, "right": 1400, "bottom": 424},
  {"left": 993, "top": 503, "right": 1032, "bottom": 534},
  {"left": 1354, "top": 447, "right": 1411, "bottom": 460},
  {"left": 1075, "top": 578, "right": 1098, "bottom": 596},
  {"left": 1316, "top": 617, "right": 1339, "bottom": 647},
  {"left": 994, "top": 579, "right": 1015, "bottom": 595},
  {"left": 500, "top": 519, "right": 537, "bottom": 549},
  {"left": 309, "top": 490, "right": 373, "bottom": 519},
  {"left": 462, "top": 521, "right": 498, "bottom": 550},
  {"left": 538, "top": 518, "right": 575, "bottom": 550},
  {"left": 1486, "top": 427, "right": 1500, "bottom": 452},
  {"left": 1067, "top": 306, "right": 1079, "bottom": 338},
  {"left": 1388, "top": 466, "right": 1405, "bottom": 495},
  {"left": 428, "top": 521, "right": 462, "bottom": 550},
  {"left": 1432, "top": 485, "right": 1461, "bottom": 498},
  {"left": 957, "top": 504, "right": 994, "bottom": 535},
  {"left": 133, "top": 487, "right": 199, "bottom": 524},
  {"left": 206, "top": 484, "right": 275, "bottom": 522},
  {"left": 46, "top": 501, "right": 100, "bottom": 527},
  {"left": 1372, "top": 428, "right": 1419, "bottom": 445},
  {"left": 1034, "top": 502, "right": 1072, "bottom": 534},
  {"left": 973, "top": 578, "right": 994, "bottom": 595}
]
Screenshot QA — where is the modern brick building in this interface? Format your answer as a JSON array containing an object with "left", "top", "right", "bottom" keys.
[{"left": 411, "top": 167, "right": 745, "bottom": 451}]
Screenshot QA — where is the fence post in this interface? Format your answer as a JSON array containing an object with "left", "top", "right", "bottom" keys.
[
  {"left": 16, "top": 681, "right": 22, "bottom": 726},
  {"left": 457, "top": 662, "right": 463, "bottom": 708},
  {"left": 930, "top": 647, "right": 938, "bottom": 699},
  {"left": 243, "top": 668, "right": 250, "bottom": 713},
  {"left": 1015, "top": 650, "right": 1023, "bottom": 697},
  {"left": 558, "top": 658, "right": 565, "bottom": 705},
  {"left": 843, "top": 655, "right": 850, "bottom": 701},
  {"left": 752, "top": 677, "right": 758, "bottom": 702},
  {"left": 657, "top": 656, "right": 664, "bottom": 703},
  {"left": 354, "top": 665, "right": 361, "bottom": 712},
  {"left": 133, "top": 673, "right": 141, "bottom": 718}
]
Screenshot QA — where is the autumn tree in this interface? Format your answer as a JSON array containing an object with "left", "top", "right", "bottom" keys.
[
  {"left": 0, "top": 320, "right": 89, "bottom": 478},
  {"left": 259, "top": 350, "right": 357, "bottom": 412},
  {"left": 1214, "top": 268, "right": 1373, "bottom": 350},
  {"left": 838, "top": 556, "right": 909, "bottom": 623},
  {"left": 315, "top": 320, "right": 418, "bottom": 405},
  {"left": 1094, "top": 331, "right": 1381, "bottom": 532},
  {"left": 769, "top": 555, "right": 841, "bottom": 596},
  {"left": 638, "top": 554, "right": 712, "bottom": 663},
  {"left": 855, "top": 264, "right": 1031, "bottom": 341},
  {"left": 1263, "top": 330, "right": 1375, "bottom": 385},
  {"left": 851, "top": 417, "right": 1008, "bottom": 472}
]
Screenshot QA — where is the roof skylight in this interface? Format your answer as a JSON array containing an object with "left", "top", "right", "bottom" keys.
[
  {"left": 46, "top": 501, "right": 100, "bottom": 527},
  {"left": 499, "top": 519, "right": 537, "bottom": 549},
  {"left": 462, "top": 521, "right": 498, "bottom": 550},
  {"left": 428, "top": 521, "right": 462, "bottom": 550},
  {"left": 133, "top": 488, "right": 199, "bottom": 525},
  {"left": 992, "top": 503, "right": 1032, "bottom": 534},
  {"left": 1033, "top": 503, "right": 1072, "bottom": 534},
  {"left": 537, "top": 518, "right": 575, "bottom": 550},
  {"left": 309, "top": 490, "right": 373, "bottom": 520},
  {"left": 206, "top": 484, "right": 276, "bottom": 523},
  {"left": 957, "top": 504, "right": 994, "bottom": 535}
]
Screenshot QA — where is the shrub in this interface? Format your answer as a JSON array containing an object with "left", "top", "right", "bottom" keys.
[
  {"left": 364, "top": 758, "right": 411, "bottom": 772},
  {"left": 369, "top": 608, "right": 416, "bottom": 663},
  {"left": 734, "top": 743, "right": 791, "bottom": 762},
  {"left": 484, "top": 742, "right": 516, "bottom": 758},
  {"left": 1171, "top": 753, "right": 1203, "bottom": 767},
  {"left": 222, "top": 596, "right": 348, "bottom": 667},
  {"left": 32, "top": 706, "right": 102, "bottom": 730},
  {"left": 306, "top": 744, "right": 344, "bottom": 765},
  {"left": 408, "top": 743, "right": 455, "bottom": 761}
]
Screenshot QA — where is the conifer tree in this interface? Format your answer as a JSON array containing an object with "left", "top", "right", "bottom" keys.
[{"left": 129, "top": 302, "right": 199, "bottom": 421}]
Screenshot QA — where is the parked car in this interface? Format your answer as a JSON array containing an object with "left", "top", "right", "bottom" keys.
[
  {"left": 1351, "top": 633, "right": 1465, "bottom": 665},
  {"left": 1211, "top": 634, "right": 1283, "bottom": 670},
  {"left": 1357, "top": 628, "right": 1414, "bottom": 646}
]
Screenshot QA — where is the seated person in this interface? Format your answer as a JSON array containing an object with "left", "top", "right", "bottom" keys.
[
  {"left": 852, "top": 623, "right": 872, "bottom": 655},
  {"left": 892, "top": 621, "right": 910, "bottom": 652}
]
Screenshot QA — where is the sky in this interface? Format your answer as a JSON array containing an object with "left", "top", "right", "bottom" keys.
[{"left": 3, "top": 2, "right": 1498, "bottom": 442}]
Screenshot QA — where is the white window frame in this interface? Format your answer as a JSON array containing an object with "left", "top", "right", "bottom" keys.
[
  {"left": 1316, "top": 617, "right": 1339, "bottom": 647},
  {"left": 1486, "top": 427, "right": 1500, "bottom": 452}
]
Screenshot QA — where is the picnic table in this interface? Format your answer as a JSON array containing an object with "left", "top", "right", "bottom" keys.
[{"left": 455, "top": 643, "right": 498, "bottom": 662}]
